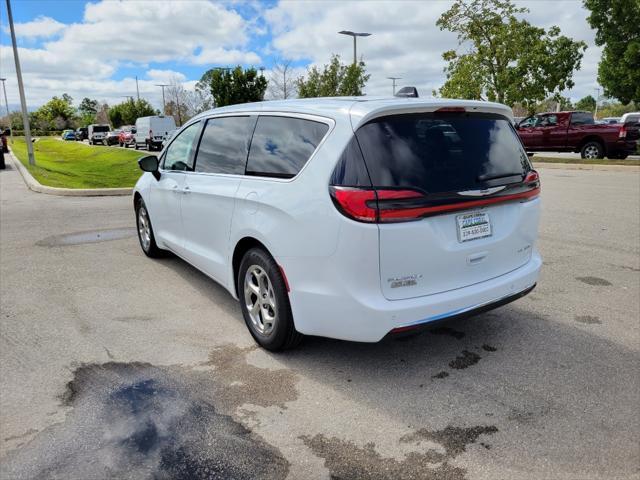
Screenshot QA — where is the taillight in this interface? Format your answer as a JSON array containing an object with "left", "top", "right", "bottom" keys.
[
  {"left": 619, "top": 125, "right": 627, "bottom": 138},
  {"left": 330, "top": 187, "right": 377, "bottom": 222},
  {"left": 330, "top": 170, "right": 540, "bottom": 223},
  {"left": 436, "top": 107, "right": 466, "bottom": 112}
]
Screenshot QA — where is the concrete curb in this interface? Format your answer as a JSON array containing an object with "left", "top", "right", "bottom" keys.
[
  {"left": 8, "top": 150, "right": 133, "bottom": 197},
  {"left": 533, "top": 161, "right": 640, "bottom": 172}
]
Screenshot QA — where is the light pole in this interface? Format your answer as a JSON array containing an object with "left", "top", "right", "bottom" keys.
[
  {"left": 155, "top": 84, "right": 169, "bottom": 115},
  {"left": 387, "top": 77, "right": 402, "bottom": 95},
  {"left": 0, "top": 77, "right": 12, "bottom": 143},
  {"left": 594, "top": 87, "right": 600, "bottom": 118},
  {"left": 338, "top": 30, "right": 371, "bottom": 64},
  {"left": 6, "top": 0, "right": 35, "bottom": 165}
]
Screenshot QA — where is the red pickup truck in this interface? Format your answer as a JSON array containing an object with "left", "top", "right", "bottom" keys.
[{"left": 516, "top": 111, "right": 638, "bottom": 159}]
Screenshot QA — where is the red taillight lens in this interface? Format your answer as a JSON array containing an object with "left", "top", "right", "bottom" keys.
[
  {"left": 330, "top": 187, "right": 377, "bottom": 222},
  {"left": 524, "top": 170, "right": 539, "bottom": 184},
  {"left": 619, "top": 125, "right": 627, "bottom": 138}
]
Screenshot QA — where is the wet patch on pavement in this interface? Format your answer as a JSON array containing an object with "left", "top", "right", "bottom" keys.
[
  {"left": 432, "top": 371, "right": 450, "bottom": 379},
  {"left": 36, "top": 227, "right": 136, "bottom": 247},
  {"left": 2, "top": 345, "right": 295, "bottom": 480},
  {"left": 301, "top": 434, "right": 465, "bottom": 480},
  {"left": 400, "top": 425, "right": 498, "bottom": 457},
  {"left": 448, "top": 350, "right": 482, "bottom": 370},
  {"left": 481, "top": 344, "right": 497, "bottom": 352},
  {"left": 575, "top": 276, "right": 612, "bottom": 286},
  {"left": 575, "top": 315, "right": 602, "bottom": 325},
  {"left": 429, "top": 327, "right": 466, "bottom": 339},
  {"left": 303, "top": 424, "right": 498, "bottom": 480}
]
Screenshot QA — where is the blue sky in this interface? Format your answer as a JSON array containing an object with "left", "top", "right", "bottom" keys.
[{"left": 0, "top": 0, "right": 602, "bottom": 111}]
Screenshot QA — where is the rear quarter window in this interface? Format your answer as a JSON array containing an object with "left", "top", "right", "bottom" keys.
[{"left": 246, "top": 116, "right": 329, "bottom": 178}]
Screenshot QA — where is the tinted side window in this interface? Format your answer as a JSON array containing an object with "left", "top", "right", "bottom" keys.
[
  {"left": 195, "top": 116, "right": 256, "bottom": 174},
  {"left": 571, "top": 112, "right": 594, "bottom": 125},
  {"left": 246, "top": 116, "right": 329, "bottom": 178},
  {"left": 163, "top": 121, "right": 200, "bottom": 171}
]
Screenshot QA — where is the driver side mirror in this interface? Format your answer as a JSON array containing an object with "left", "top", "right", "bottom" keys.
[{"left": 138, "top": 155, "right": 160, "bottom": 181}]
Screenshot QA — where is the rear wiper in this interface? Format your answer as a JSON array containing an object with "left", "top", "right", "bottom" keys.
[{"left": 477, "top": 172, "right": 524, "bottom": 182}]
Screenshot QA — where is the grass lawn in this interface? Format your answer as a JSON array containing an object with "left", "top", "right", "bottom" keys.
[
  {"left": 532, "top": 155, "right": 640, "bottom": 166},
  {"left": 10, "top": 137, "right": 145, "bottom": 188}
]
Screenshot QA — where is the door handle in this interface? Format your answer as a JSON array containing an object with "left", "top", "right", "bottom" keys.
[
  {"left": 182, "top": 186, "right": 191, "bottom": 195},
  {"left": 172, "top": 185, "right": 179, "bottom": 194}
]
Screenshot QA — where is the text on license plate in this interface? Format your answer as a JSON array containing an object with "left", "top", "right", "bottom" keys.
[{"left": 456, "top": 212, "right": 492, "bottom": 242}]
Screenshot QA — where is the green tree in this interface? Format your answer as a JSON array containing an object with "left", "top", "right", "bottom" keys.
[
  {"left": 436, "top": 0, "right": 586, "bottom": 112},
  {"left": 77, "top": 97, "right": 98, "bottom": 126},
  {"left": 584, "top": 0, "right": 640, "bottom": 104},
  {"left": 575, "top": 95, "right": 597, "bottom": 112},
  {"left": 198, "top": 66, "right": 267, "bottom": 108},
  {"left": 108, "top": 99, "right": 156, "bottom": 127},
  {"left": 31, "top": 94, "right": 77, "bottom": 131},
  {"left": 597, "top": 101, "right": 638, "bottom": 118},
  {"left": 296, "top": 54, "right": 370, "bottom": 98}
]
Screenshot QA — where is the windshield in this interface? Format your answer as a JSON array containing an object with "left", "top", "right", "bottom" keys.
[
  {"left": 355, "top": 112, "right": 530, "bottom": 194},
  {"left": 94, "top": 126, "right": 110, "bottom": 132}
]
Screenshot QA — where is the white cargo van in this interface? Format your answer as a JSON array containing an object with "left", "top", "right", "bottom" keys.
[
  {"left": 134, "top": 116, "right": 177, "bottom": 151},
  {"left": 87, "top": 124, "right": 110, "bottom": 145}
]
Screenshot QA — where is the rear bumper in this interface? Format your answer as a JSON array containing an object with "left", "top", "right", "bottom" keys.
[
  {"left": 283, "top": 251, "right": 542, "bottom": 343},
  {"left": 609, "top": 139, "right": 638, "bottom": 154}
]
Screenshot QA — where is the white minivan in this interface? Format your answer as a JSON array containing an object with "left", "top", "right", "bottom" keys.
[
  {"left": 134, "top": 115, "right": 177, "bottom": 151},
  {"left": 133, "top": 97, "right": 542, "bottom": 350}
]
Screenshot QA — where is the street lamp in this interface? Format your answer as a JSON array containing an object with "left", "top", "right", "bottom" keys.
[
  {"left": 338, "top": 30, "right": 371, "bottom": 64},
  {"left": 387, "top": 77, "right": 402, "bottom": 95},
  {"left": 155, "top": 84, "right": 169, "bottom": 115},
  {"left": 5, "top": 0, "right": 35, "bottom": 165}
]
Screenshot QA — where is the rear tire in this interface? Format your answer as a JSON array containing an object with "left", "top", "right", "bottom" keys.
[
  {"left": 581, "top": 141, "right": 604, "bottom": 159},
  {"left": 135, "top": 198, "right": 164, "bottom": 258},
  {"left": 238, "top": 248, "right": 302, "bottom": 351}
]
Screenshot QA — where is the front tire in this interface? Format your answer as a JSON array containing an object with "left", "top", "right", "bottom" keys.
[
  {"left": 581, "top": 141, "right": 604, "bottom": 159},
  {"left": 135, "top": 198, "right": 164, "bottom": 258},
  {"left": 238, "top": 248, "right": 302, "bottom": 351}
]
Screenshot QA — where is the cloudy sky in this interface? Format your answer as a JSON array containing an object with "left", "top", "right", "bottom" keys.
[{"left": 0, "top": 0, "right": 601, "bottom": 111}]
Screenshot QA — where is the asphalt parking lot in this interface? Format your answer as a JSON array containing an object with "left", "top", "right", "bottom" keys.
[{"left": 0, "top": 161, "right": 638, "bottom": 479}]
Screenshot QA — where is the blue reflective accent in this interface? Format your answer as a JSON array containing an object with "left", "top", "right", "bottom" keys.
[{"left": 402, "top": 306, "right": 474, "bottom": 328}]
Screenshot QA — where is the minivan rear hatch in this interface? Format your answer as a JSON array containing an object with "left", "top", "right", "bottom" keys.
[{"left": 353, "top": 110, "right": 540, "bottom": 300}]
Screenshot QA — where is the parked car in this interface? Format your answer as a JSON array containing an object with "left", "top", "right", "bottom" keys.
[
  {"left": 88, "top": 124, "right": 110, "bottom": 145},
  {"left": 118, "top": 125, "right": 136, "bottom": 147},
  {"left": 134, "top": 98, "right": 542, "bottom": 350},
  {"left": 516, "top": 111, "right": 639, "bottom": 159},
  {"left": 105, "top": 129, "right": 121, "bottom": 146},
  {"left": 75, "top": 127, "right": 88, "bottom": 141},
  {"left": 134, "top": 115, "right": 176, "bottom": 151},
  {"left": 62, "top": 129, "right": 76, "bottom": 141},
  {"left": 620, "top": 112, "right": 640, "bottom": 125},
  {"left": 599, "top": 117, "right": 621, "bottom": 124}
]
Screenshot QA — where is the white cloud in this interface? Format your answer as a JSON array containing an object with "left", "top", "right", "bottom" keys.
[
  {"left": 266, "top": 0, "right": 602, "bottom": 102},
  {"left": 8, "top": 15, "right": 66, "bottom": 38}
]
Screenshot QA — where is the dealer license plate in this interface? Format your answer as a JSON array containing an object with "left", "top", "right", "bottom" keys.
[{"left": 456, "top": 212, "right": 492, "bottom": 242}]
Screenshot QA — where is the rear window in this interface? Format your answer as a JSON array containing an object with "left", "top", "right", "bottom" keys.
[
  {"left": 246, "top": 116, "right": 329, "bottom": 178},
  {"left": 570, "top": 112, "right": 594, "bottom": 125},
  {"left": 354, "top": 112, "right": 530, "bottom": 194},
  {"left": 93, "top": 125, "right": 109, "bottom": 132}
]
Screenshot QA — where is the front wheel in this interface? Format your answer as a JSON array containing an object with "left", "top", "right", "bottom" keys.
[
  {"left": 238, "top": 248, "right": 302, "bottom": 351},
  {"left": 581, "top": 141, "right": 604, "bottom": 159},
  {"left": 135, "top": 199, "right": 164, "bottom": 258}
]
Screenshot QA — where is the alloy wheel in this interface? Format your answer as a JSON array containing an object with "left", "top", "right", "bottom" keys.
[
  {"left": 137, "top": 206, "right": 151, "bottom": 251},
  {"left": 243, "top": 265, "right": 277, "bottom": 335},
  {"left": 584, "top": 145, "right": 599, "bottom": 159}
]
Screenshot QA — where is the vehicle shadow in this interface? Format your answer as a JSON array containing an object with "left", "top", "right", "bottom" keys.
[{"left": 137, "top": 253, "right": 639, "bottom": 476}]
